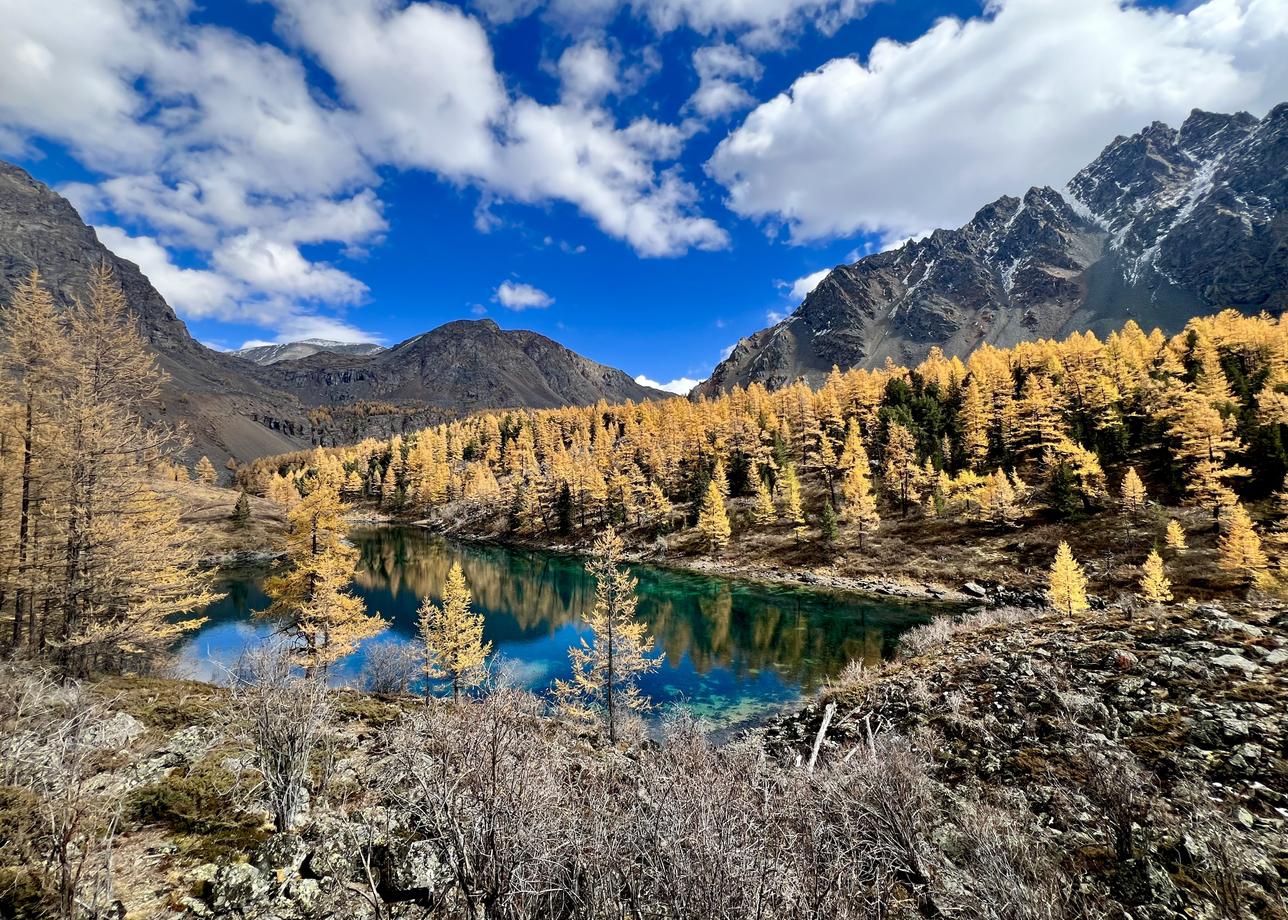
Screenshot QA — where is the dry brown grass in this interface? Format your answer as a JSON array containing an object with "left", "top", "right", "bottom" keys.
[{"left": 153, "top": 477, "right": 288, "bottom": 561}]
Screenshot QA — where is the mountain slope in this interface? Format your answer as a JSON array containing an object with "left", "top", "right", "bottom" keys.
[
  {"left": 262, "top": 319, "right": 666, "bottom": 411},
  {"left": 232, "top": 339, "right": 385, "bottom": 366},
  {"left": 698, "top": 104, "right": 1287, "bottom": 395}
]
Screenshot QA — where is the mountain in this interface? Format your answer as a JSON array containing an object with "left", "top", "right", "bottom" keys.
[
  {"left": 232, "top": 339, "right": 386, "bottom": 366},
  {"left": 261, "top": 320, "right": 666, "bottom": 411},
  {"left": 0, "top": 161, "right": 663, "bottom": 461},
  {"left": 697, "top": 104, "right": 1287, "bottom": 395}
]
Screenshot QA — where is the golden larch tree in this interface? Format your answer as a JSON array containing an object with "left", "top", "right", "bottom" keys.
[
  {"left": 262, "top": 481, "right": 383, "bottom": 673},
  {"left": 839, "top": 448, "right": 880, "bottom": 550},
  {"left": 1165, "top": 519, "right": 1187, "bottom": 553},
  {"left": 696, "top": 479, "right": 731, "bottom": 551},
  {"left": 194, "top": 455, "right": 218, "bottom": 485},
  {"left": 555, "top": 528, "right": 658, "bottom": 745},
  {"left": 980, "top": 469, "right": 1019, "bottom": 525},
  {"left": 1218, "top": 502, "right": 1271, "bottom": 588},
  {"left": 266, "top": 473, "right": 300, "bottom": 508},
  {"left": 1047, "top": 541, "right": 1090, "bottom": 616},
  {"left": 417, "top": 561, "right": 491, "bottom": 701},
  {"left": 1120, "top": 467, "right": 1147, "bottom": 514},
  {"left": 781, "top": 464, "right": 806, "bottom": 540},
  {"left": 751, "top": 474, "right": 776, "bottom": 526},
  {"left": 1138, "top": 549, "right": 1172, "bottom": 608},
  {"left": 0, "top": 270, "right": 68, "bottom": 648},
  {"left": 883, "top": 421, "right": 922, "bottom": 517}
]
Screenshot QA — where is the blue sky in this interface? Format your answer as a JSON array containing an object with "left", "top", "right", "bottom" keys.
[{"left": 1, "top": 0, "right": 1284, "bottom": 392}]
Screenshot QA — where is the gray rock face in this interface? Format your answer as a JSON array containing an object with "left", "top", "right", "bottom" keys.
[{"left": 698, "top": 104, "right": 1287, "bottom": 395}]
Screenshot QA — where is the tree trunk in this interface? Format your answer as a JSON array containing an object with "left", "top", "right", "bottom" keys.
[{"left": 13, "top": 398, "right": 34, "bottom": 647}]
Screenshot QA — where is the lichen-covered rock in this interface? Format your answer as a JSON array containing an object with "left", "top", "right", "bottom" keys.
[{"left": 86, "top": 711, "right": 145, "bottom": 749}]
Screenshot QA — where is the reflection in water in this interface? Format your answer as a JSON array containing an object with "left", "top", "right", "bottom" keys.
[{"left": 180, "top": 527, "right": 946, "bottom": 727}]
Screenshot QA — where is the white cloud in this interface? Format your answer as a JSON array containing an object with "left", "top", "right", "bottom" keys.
[
  {"left": 688, "top": 44, "right": 763, "bottom": 119},
  {"left": 766, "top": 309, "right": 787, "bottom": 324},
  {"left": 0, "top": 0, "right": 727, "bottom": 344},
  {"left": 710, "top": 0, "right": 1288, "bottom": 241},
  {"left": 97, "top": 225, "right": 380, "bottom": 343},
  {"left": 270, "top": 0, "right": 727, "bottom": 258},
  {"left": 558, "top": 42, "right": 619, "bottom": 105},
  {"left": 788, "top": 267, "right": 831, "bottom": 301},
  {"left": 639, "top": 0, "right": 871, "bottom": 42},
  {"left": 635, "top": 374, "right": 700, "bottom": 395},
  {"left": 494, "top": 281, "right": 555, "bottom": 310}
]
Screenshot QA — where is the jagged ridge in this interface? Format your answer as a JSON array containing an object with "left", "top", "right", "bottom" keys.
[{"left": 698, "top": 104, "right": 1287, "bottom": 395}]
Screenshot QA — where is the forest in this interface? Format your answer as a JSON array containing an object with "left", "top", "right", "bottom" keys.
[{"left": 243, "top": 309, "right": 1288, "bottom": 599}]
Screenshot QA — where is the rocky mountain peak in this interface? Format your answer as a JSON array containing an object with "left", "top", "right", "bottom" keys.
[{"left": 698, "top": 103, "right": 1286, "bottom": 396}]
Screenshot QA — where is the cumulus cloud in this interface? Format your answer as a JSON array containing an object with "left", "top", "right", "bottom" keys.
[
  {"left": 507, "top": 0, "right": 874, "bottom": 44},
  {"left": 639, "top": 0, "right": 870, "bottom": 42},
  {"left": 0, "top": 0, "right": 726, "bottom": 344},
  {"left": 271, "top": 0, "right": 726, "bottom": 257},
  {"left": 635, "top": 374, "right": 700, "bottom": 395},
  {"left": 558, "top": 42, "right": 619, "bottom": 105},
  {"left": 97, "top": 226, "right": 381, "bottom": 343},
  {"left": 688, "top": 44, "right": 762, "bottom": 119},
  {"left": 787, "top": 267, "right": 831, "bottom": 301},
  {"left": 710, "top": 0, "right": 1288, "bottom": 241},
  {"left": 494, "top": 281, "right": 555, "bottom": 310}
]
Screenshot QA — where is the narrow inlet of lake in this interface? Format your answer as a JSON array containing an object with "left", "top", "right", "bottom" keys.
[{"left": 180, "top": 526, "right": 952, "bottom": 728}]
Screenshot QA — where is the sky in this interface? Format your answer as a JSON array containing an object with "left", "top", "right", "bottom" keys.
[{"left": 0, "top": 0, "right": 1285, "bottom": 393}]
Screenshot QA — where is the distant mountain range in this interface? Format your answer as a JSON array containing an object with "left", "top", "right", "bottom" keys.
[
  {"left": 0, "top": 161, "right": 662, "bottom": 462},
  {"left": 697, "top": 104, "right": 1287, "bottom": 395},
  {"left": 231, "top": 339, "right": 386, "bottom": 366}
]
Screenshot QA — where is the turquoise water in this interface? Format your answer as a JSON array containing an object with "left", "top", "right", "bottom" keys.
[{"left": 179, "top": 527, "right": 946, "bottom": 727}]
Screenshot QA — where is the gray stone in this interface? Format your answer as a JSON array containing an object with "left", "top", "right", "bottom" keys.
[
  {"left": 1115, "top": 858, "right": 1179, "bottom": 907},
  {"left": 86, "top": 711, "right": 145, "bottom": 749},
  {"left": 1213, "top": 653, "right": 1259, "bottom": 676}
]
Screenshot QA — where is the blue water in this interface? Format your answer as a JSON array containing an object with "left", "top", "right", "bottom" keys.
[{"left": 179, "top": 527, "right": 946, "bottom": 726}]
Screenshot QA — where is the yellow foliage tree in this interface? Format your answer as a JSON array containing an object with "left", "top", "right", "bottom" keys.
[
  {"left": 262, "top": 482, "right": 384, "bottom": 672},
  {"left": 1047, "top": 541, "right": 1090, "bottom": 616},
  {"left": 555, "top": 528, "right": 659, "bottom": 744},
  {"left": 883, "top": 421, "right": 922, "bottom": 517},
  {"left": 839, "top": 449, "right": 880, "bottom": 549},
  {"left": 696, "top": 479, "right": 731, "bottom": 551},
  {"left": 980, "top": 469, "right": 1019, "bottom": 525},
  {"left": 1165, "top": 519, "right": 1187, "bottom": 553},
  {"left": 194, "top": 455, "right": 218, "bottom": 486},
  {"left": 781, "top": 464, "right": 806, "bottom": 540},
  {"left": 751, "top": 474, "right": 776, "bottom": 526},
  {"left": 1138, "top": 549, "right": 1172, "bottom": 607},
  {"left": 417, "top": 561, "right": 491, "bottom": 701},
  {"left": 1120, "top": 467, "right": 1147, "bottom": 513},
  {"left": 266, "top": 473, "right": 300, "bottom": 509},
  {"left": 1218, "top": 502, "right": 1271, "bottom": 588}
]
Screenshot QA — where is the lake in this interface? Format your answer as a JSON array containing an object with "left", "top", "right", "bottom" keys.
[{"left": 180, "top": 526, "right": 948, "bottom": 728}]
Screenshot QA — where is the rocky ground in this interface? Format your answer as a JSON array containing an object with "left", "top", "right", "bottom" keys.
[
  {"left": 3, "top": 591, "right": 1285, "bottom": 917},
  {"left": 766, "top": 596, "right": 1288, "bottom": 918}
]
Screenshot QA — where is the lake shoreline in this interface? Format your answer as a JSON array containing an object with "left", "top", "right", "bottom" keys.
[{"left": 398, "top": 518, "right": 981, "bottom": 608}]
